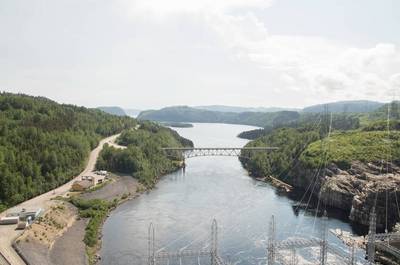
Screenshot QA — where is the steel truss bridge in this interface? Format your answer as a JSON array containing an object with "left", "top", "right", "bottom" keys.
[{"left": 162, "top": 147, "right": 278, "bottom": 159}]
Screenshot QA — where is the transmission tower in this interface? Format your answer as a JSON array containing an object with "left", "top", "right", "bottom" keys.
[
  {"left": 211, "top": 219, "right": 218, "bottom": 265},
  {"left": 367, "top": 208, "right": 377, "bottom": 264},
  {"left": 267, "top": 215, "right": 276, "bottom": 265},
  {"left": 290, "top": 248, "right": 298, "bottom": 265},
  {"left": 319, "top": 211, "right": 328, "bottom": 265},
  {"left": 148, "top": 223, "right": 155, "bottom": 265}
]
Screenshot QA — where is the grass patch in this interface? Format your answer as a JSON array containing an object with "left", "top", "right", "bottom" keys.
[
  {"left": 86, "top": 179, "right": 112, "bottom": 193},
  {"left": 300, "top": 131, "right": 400, "bottom": 169},
  {"left": 69, "top": 197, "right": 118, "bottom": 264}
]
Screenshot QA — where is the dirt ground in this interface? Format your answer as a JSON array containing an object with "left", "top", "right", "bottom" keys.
[
  {"left": 15, "top": 202, "right": 79, "bottom": 265},
  {"left": 80, "top": 174, "right": 140, "bottom": 202},
  {"left": 15, "top": 174, "right": 140, "bottom": 265},
  {"left": 50, "top": 219, "right": 88, "bottom": 265},
  {"left": 0, "top": 134, "right": 122, "bottom": 265}
]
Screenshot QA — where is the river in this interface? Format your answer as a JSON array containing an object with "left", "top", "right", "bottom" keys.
[{"left": 101, "top": 123, "right": 364, "bottom": 265}]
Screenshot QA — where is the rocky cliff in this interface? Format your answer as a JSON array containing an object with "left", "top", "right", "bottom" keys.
[{"left": 288, "top": 161, "right": 400, "bottom": 228}]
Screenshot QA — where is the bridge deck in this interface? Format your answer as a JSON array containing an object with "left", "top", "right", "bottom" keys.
[{"left": 162, "top": 147, "right": 278, "bottom": 150}]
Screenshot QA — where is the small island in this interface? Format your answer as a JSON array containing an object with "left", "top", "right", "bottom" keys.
[{"left": 161, "top": 122, "right": 194, "bottom": 128}]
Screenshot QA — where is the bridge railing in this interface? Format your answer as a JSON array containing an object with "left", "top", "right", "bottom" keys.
[{"left": 162, "top": 147, "right": 278, "bottom": 159}]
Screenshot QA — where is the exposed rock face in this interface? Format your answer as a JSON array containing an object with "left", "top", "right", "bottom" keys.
[{"left": 288, "top": 161, "right": 400, "bottom": 228}]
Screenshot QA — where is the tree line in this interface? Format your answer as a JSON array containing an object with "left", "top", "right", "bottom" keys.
[
  {"left": 96, "top": 121, "right": 193, "bottom": 187},
  {"left": 0, "top": 93, "right": 136, "bottom": 211},
  {"left": 240, "top": 102, "right": 400, "bottom": 183}
]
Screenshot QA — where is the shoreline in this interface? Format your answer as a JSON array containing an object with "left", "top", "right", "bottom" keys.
[
  {"left": 12, "top": 173, "right": 144, "bottom": 265},
  {"left": 12, "top": 165, "right": 185, "bottom": 265},
  {"left": 0, "top": 133, "right": 123, "bottom": 265}
]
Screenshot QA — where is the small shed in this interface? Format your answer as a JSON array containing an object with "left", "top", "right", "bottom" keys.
[
  {"left": 0, "top": 216, "right": 19, "bottom": 225},
  {"left": 98, "top": 170, "right": 108, "bottom": 176},
  {"left": 72, "top": 179, "right": 94, "bottom": 191},
  {"left": 16, "top": 221, "right": 29, "bottom": 230},
  {"left": 81, "top": 176, "right": 94, "bottom": 181},
  {"left": 19, "top": 208, "right": 42, "bottom": 221}
]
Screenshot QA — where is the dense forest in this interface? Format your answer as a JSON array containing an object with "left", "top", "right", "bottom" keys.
[
  {"left": 241, "top": 102, "right": 400, "bottom": 182},
  {"left": 0, "top": 93, "right": 136, "bottom": 211},
  {"left": 96, "top": 122, "right": 193, "bottom": 186},
  {"left": 238, "top": 112, "right": 361, "bottom": 140},
  {"left": 139, "top": 105, "right": 363, "bottom": 132},
  {"left": 138, "top": 106, "right": 302, "bottom": 127},
  {"left": 302, "top": 100, "right": 383, "bottom": 113}
]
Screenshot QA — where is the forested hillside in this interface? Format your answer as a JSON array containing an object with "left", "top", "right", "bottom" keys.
[
  {"left": 302, "top": 100, "right": 384, "bottom": 113},
  {"left": 96, "top": 122, "right": 193, "bottom": 186},
  {"left": 194, "top": 105, "right": 299, "bottom": 113},
  {"left": 241, "top": 101, "right": 400, "bottom": 181},
  {"left": 0, "top": 93, "right": 136, "bottom": 211},
  {"left": 138, "top": 106, "right": 301, "bottom": 128}
]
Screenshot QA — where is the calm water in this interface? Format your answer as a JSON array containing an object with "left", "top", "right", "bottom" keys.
[{"left": 101, "top": 123, "right": 364, "bottom": 265}]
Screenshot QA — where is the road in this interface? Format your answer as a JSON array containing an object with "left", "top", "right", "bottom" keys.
[{"left": 0, "top": 134, "right": 122, "bottom": 265}]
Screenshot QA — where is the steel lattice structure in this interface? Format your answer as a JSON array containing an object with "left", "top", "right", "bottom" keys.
[
  {"left": 148, "top": 219, "right": 226, "bottom": 265},
  {"left": 267, "top": 213, "right": 370, "bottom": 265},
  {"left": 162, "top": 147, "right": 278, "bottom": 159},
  {"left": 366, "top": 207, "right": 400, "bottom": 262}
]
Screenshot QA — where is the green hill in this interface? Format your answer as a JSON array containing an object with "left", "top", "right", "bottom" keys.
[
  {"left": 138, "top": 106, "right": 300, "bottom": 128},
  {"left": 194, "top": 105, "right": 299, "bottom": 113},
  {"left": 97, "top": 106, "right": 127, "bottom": 116},
  {"left": 0, "top": 93, "right": 137, "bottom": 210},
  {"left": 241, "top": 101, "right": 400, "bottom": 181},
  {"left": 303, "top": 100, "right": 384, "bottom": 113},
  {"left": 97, "top": 121, "right": 193, "bottom": 186}
]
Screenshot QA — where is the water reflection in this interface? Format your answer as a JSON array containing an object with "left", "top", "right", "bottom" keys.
[{"left": 101, "top": 123, "right": 365, "bottom": 265}]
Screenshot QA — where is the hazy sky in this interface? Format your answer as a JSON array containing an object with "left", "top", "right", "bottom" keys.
[{"left": 1, "top": 0, "right": 400, "bottom": 109}]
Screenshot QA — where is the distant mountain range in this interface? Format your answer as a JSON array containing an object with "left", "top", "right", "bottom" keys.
[
  {"left": 124, "top": 108, "right": 141, "bottom": 118},
  {"left": 97, "top": 106, "right": 141, "bottom": 117},
  {"left": 138, "top": 106, "right": 300, "bottom": 127},
  {"left": 101, "top": 100, "right": 386, "bottom": 126},
  {"left": 302, "top": 100, "right": 384, "bottom": 113},
  {"left": 194, "top": 105, "right": 299, "bottom": 113},
  {"left": 137, "top": 100, "right": 387, "bottom": 128}
]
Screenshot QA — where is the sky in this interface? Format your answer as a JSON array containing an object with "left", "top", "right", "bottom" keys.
[{"left": 1, "top": 0, "right": 400, "bottom": 109}]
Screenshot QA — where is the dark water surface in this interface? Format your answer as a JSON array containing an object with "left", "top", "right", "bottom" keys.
[{"left": 101, "top": 123, "right": 364, "bottom": 265}]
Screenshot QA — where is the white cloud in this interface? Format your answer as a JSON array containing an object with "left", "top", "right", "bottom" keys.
[
  {"left": 200, "top": 10, "right": 400, "bottom": 102},
  {"left": 119, "top": 0, "right": 274, "bottom": 16},
  {"left": 123, "top": 0, "right": 400, "bottom": 103},
  {"left": 2, "top": 0, "right": 399, "bottom": 108}
]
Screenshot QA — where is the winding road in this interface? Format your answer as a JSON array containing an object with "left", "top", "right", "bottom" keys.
[{"left": 0, "top": 133, "right": 123, "bottom": 265}]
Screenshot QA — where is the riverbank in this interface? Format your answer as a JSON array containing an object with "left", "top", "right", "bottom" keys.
[
  {"left": 0, "top": 134, "right": 123, "bottom": 265},
  {"left": 13, "top": 174, "right": 143, "bottom": 265}
]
